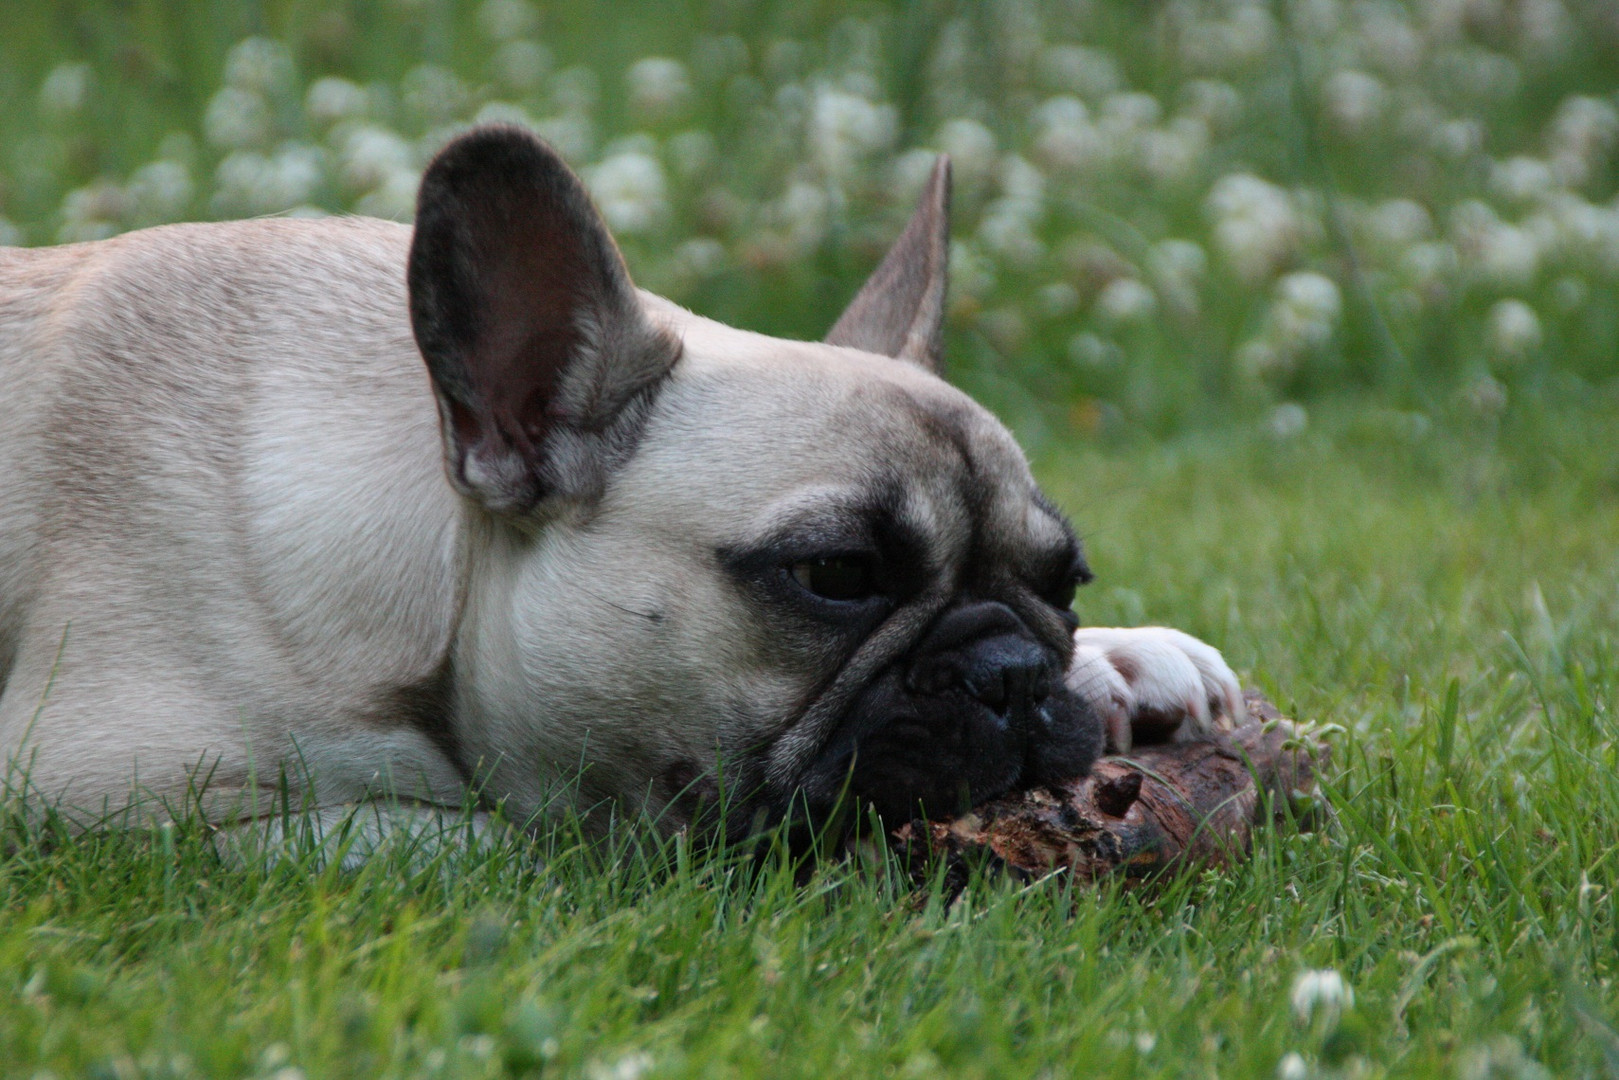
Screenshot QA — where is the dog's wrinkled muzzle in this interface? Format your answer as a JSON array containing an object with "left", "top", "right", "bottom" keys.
[{"left": 800, "top": 600, "right": 1104, "bottom": 823}]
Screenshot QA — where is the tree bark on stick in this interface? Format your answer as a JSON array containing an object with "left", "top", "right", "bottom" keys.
[{"left": 893, "top": 692, "right": 1328, "bottom": 883}]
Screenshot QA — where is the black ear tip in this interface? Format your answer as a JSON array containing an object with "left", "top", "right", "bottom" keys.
[{"left": 417, "top": 124, "right": 573, "bottom": 203}]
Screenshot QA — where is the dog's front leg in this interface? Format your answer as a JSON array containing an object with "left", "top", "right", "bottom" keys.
[
  {"left": 212, "top": 802, "right": 502, "bottom": 872},
  {"left": 1066, "top": 627, "right": 1247, "bottom": 753}
]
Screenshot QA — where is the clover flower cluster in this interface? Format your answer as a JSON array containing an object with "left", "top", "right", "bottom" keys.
[{"left": 11, "top": 0, "right": 1619, "bottom": 422}]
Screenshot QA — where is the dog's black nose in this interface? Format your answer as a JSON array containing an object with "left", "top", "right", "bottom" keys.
[
  {"left": 959, "top": 633, "right": 1053, "bottom": 714},
  {"left": 907, "top": 601, "right": 1057, "bottom": 716}
]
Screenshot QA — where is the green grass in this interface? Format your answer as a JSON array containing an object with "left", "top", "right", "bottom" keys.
[{"left": 4, "top": 399, "right": 1617, "bottom": 1078}]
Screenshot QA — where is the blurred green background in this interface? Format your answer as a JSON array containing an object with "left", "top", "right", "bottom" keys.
[{"left": 5, "top": 0, "right": 1618, "bottom": 447}]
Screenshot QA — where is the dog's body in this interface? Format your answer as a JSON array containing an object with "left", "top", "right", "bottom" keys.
[{"left": 0, "top": 128, "right": 1242, "bottom": 834}]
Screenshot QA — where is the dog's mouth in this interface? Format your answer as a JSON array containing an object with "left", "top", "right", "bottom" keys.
[{"left": 793, "top": 600, "right": 1105, "bottom": 826}]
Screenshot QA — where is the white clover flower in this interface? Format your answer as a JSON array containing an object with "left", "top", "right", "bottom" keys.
[
  {"left": 1520, "top": 0, "right": 1574, "bottom": 59},
  {"left": 1032, "top": 96, "right": 1101, "bottom": 173},
  {"left": 1273, "top": 272, "right": 1342, "bottom": 351},
  {"left": 402, "top": 65, "right": 469, "bottom": 126},
  {"left": 305, "top": 77, "right": 369, "bottom": 127},
  {"left": 1138, "top": 117, "right": 1208, "bottom": 185},
  {"left": 1095, "top": 278, "right": 1158, "bottom": 324},
  {"left": 1267, "top": 402, "right": 1308, "bottom": 439},
  {"left": 476, "top": 0, "right": 538, "bottom": 42},
  {"left": 809, "top": 84, "right": 897, "bottom": 180},
  {"left": 1151, "top": 238, "right": 1207, "bottom": 315},
  {"left": 1490, "top": 156, "right": 1557, "bottom": 204},
  {"left": 224, "top": 38, "right": 294, "bottom": 97},
  {"left": 1183, "top": 5, "right": 1276, "bottom": 71},
  {"left": 1477, "top": 224, "right": 1541, "bottom": 288},
  {"left": 1324, "top": 69, "right": 1385, "bottom": 138},
  {"left": 1488, "top": 299, "right": 1543, "bottom": 362},
  {"left": 587, "top": 148, "right": 668, "bottom": 234},
  {"left": 204, "top": 86, "right": 272, "bottom": 150},
  {"left": 1037, "top": 44, "right": 1121, "bottom": 98},
  {"left": 336, "top": 125, "right": 414, "bottom": 193},
  {"left": 1401, "top": 241, "right": 1459, "bottom": 288},
  {"left": 1456, "top": 1036, "right": 1551, "bottom": 1080},
  {"left": 1544, "top": 196, "right": 1619, "bottom": 271},
  {"left": 949, "top": 240, "right": 996, "bottom": 302},
  {"left": 1276, "top": 1050, "right": 1310, "bottom": 1080},
  {"left": 627, "top": 57, "right": 692, "bottom": 123},
  {"left": 890, "top": 149, "right": 942, "bottom": 203},
  {"left": 1290, "top": 968, "right": 1353, "bottom": 1026},
  {"left": 776, "top": 180, "right": 831, "bottom": 251},
  {"left": 935, "top": 118, "right": 997, "bottom": 187},
  {"left": 586, "top": 1051, "right": 654, "bottom": 1080},
  {"left": 1450, "top": 198, "right": 1499, "bottom": 239},
  {"left": 1548, "top": 95, "right": 1619, "bottom": 187},
  {"left": 126, "top": 160, "right": 194, "bottom": 224},
  {"left": 1359, "top": 7, "right": 1422, "bottom": 75},
  {"left": 1432, "top": 118, "right": 1484, "bottom": 160},
  {"left": 998, "top": 153, "right": 1046, "bottom": 208},
  {"left": 1206, "top": 173, "right": 1308, "bottom": 284},
  {"left": 0, "top": 217, "right": 22, "bottom": 247},
  {"left": 39, "top": 63, "right": 92, "bottom": 119},
  {"left": 977, "top": 155, "right": 1048, "bottom": 265},
  {"left": 1363, "top": 198, "right": 1433, "bottom": 251},
  {"left": 1153, "top": 238, "right": 1209, "bottom": 282},
  {"left": 213, "top": 143, "right": 324, "bottom": 216},
  {"left": 1099, "top": 92, "right": 1162, "bottom": 136},
  {"left": 61, "top": 181, "right": 130, "bottom": 228},
  {"left": 354, "top": 169, "right": 421, "bottom": 220},
  {"left": 532, "top": 114, "right": 594, "bottom": 161},
  {"left": 492, "top": 40, "right": 552, "bottom": 95},
  {"left": 473, "top": 101, "right": 535, "bottom": 128},
  {"left": 978, "top": 205, "right": 1044, "bottom": 269}
]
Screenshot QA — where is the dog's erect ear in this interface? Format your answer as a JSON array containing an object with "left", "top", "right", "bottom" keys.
[
  {"left": 408, "top": 125, "right": 681, "bottom": 515},
  {"left": 824, "top": 155, "right": 951, "bottom": 372}
]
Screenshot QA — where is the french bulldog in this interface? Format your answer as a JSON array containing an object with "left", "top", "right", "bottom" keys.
[{"left": 0, "top": 125, "right": 1243, "bottom": 841}]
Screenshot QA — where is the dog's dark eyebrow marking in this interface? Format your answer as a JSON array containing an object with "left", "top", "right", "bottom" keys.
[{"left": 1032, "top": 488, "right": 1092, "bottom": 585}]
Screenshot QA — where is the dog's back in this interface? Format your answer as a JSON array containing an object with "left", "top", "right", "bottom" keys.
[
  {"left": 0, "top": 219, "right": 467, "bottom": 816},
  {"left": 0, "top": 242, "right": 93, "bottom": 692}
]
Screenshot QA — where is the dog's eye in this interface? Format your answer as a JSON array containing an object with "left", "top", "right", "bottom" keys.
[{"left": 790, "top": 556, "right": 878, "bottom": 602}]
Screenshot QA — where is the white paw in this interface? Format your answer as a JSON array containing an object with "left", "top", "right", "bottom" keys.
[{"left": 1065, "top": 626, "right": 1246, "bottom": 753}]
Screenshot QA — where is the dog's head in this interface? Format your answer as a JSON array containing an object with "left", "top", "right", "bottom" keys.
[{"left": 407, "top": 126, "right": 1102, "bottom": 833}]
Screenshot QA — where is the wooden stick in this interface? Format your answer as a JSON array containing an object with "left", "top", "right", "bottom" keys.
[{"left": 892, "top": 692, "right": 1328, "bottom": 883}]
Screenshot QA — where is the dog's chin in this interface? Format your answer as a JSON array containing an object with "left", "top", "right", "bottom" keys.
[{"left": 798, "top": 669, "right": 1106, "bottom": 827}]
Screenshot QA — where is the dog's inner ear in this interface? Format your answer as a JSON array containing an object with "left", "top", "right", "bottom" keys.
[
  {"left": 408, "top": 125, "right": 681, "bottom": 515},
  {"left": 824, "top": 155, "right": 951, "bottom": 373}
]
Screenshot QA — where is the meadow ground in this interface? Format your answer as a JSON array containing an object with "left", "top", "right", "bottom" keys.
[
  {"left": 3, "top": 399, "right": 1615, "bottom": 1079},
  {"left": 2, "top": 1, "right": 1618, "bottom": 1076}
]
